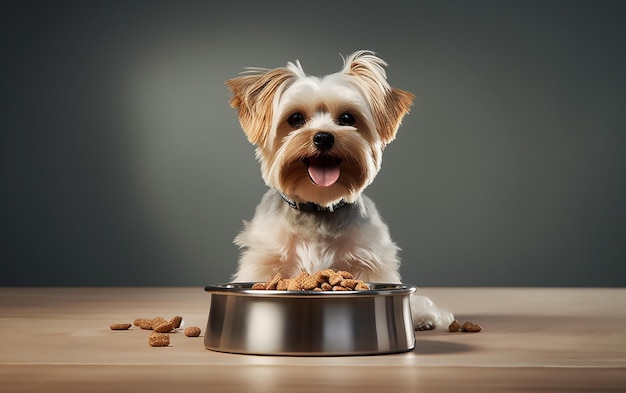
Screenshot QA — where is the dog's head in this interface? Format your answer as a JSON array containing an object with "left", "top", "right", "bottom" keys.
[{"left": 226, "top": 50, "right": 414, "bottom": 208}]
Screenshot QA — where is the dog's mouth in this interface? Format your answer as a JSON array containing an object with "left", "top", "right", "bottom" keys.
[{"left": 303, "top": 156, "right": 342, "bottom": 187}]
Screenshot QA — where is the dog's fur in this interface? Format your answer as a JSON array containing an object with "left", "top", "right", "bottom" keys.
[{"left": 226, "top": 50, "right": 453, "bottom": 330}]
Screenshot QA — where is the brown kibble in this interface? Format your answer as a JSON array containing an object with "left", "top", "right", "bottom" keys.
[
  {"left": 297, "top": 271, "right": 320, "bottom": 290},
  {"left": 340, "top": 279, "right": 359, "bottom": 289},
  {"left": 355, "top": 281, "right": 370, "bottom": 291},
  {"left": 293, "top": 272, "right": 312, "bottom": 288},
  {"left": 448, "top": 320, "right": 461, "bottom": 332},
  {"left": 300, "top": 276, "right": 320, "bottom": 290},
  {"left": 328, "top": 273, "right": 343, "bottom": 286},
  {"left": 266, "top": 273, "right": 282, "bottom": 290},
  {"left": 312, "top": 271, "right": 329, "bottom": 284},
  {"left": 148, "top": 332, "right": 170, "bottom": 347},
  {"left": 317, "top": 269, "right": 335, "bottom": 280},
  {"left": 153, "top": 321, "right": 174, "bottom": 333},
  {"left": 276, "top": 279, "right": 289, "bottom": 290},
  {"left": 337, "top": 270, "right": 354, "bottom": 279},
  {"left": 169, "top": 316, "right": 183, "bottom": 329},
  {"left": 293, "top": 271, "right": 310, "bottom": 281},
  {"left": 250, "top": 269, "right": 369, "bottom": 292},
  {"left": 287, "top": 279, "right": 301, "bottom": 291},
  {"left": 133, "top": 318, "right": 153, "bottom": 330},
  {"left": 110, "top": 323, "right": 131, "bottom": 330},
  {"left": 184, "top": 326, "right": 201, "bottom": 337},
  {"left": 150, "top": 317, "right": 168, "bottom": 329},
  {"left": 462, "top": 321, "right": 482, "bottom": 332}
]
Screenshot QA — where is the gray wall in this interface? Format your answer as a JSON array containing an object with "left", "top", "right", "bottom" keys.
[{"left": 2, "top": 0, "right": 625, "bottom": 287}]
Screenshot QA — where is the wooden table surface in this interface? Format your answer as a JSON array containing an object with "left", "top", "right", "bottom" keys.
[{"left": 1, "top": 287, "right": 624, "bottom": 392}]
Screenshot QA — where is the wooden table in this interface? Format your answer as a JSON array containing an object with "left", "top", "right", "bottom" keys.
[{"left": 1, "top": 287, "right": 624, "bottom": 392}]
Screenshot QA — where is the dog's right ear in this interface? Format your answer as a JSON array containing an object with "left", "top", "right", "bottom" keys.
[
  {"left": 342, "top": 51, "right": 414, "bottom": 146},
  {"left": 226, "top": 67, "right": 295, "bottom": 146}
]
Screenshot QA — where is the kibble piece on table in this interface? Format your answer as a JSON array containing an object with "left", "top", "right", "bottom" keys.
[
  {"left": 110, "top": 323, "right": 132, "bottom": 330},
  {"left": 170, "top": 315, "right": 183, "bottom": 329},
  {"left": 462, "top": 321, "right": 482, "bottom": 332},
  {"left": 153, "top": 321, "right": 175, "bottom": 333},
  {"left": 148, "top": 332, "right": 170, "bottom": 347},
  {"left": 133, "top": 318, "right": 153, "bottom": 330},
  {"left": 448, "top": 320, "right": 461, "bottom": 332},
  {"left": 184, "top": 326, "right": 202, "bottom": 337},
  {"left": 150, "top": 317, "right": 168, "bottom": 329},
  {"left": 448, "top": 319, "right": 482, "bottom": 333}
]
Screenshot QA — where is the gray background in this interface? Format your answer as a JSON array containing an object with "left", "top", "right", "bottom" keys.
[{"left": 2, "top": 0, "right": 625, "bottom": 287}]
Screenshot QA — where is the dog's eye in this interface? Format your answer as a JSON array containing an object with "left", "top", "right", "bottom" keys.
[
  {"left": 287, "top": 113, "right": 306, "bottom": 128},
  {"left": 337, "top": 112, "right": 355, "bottom": 126}
]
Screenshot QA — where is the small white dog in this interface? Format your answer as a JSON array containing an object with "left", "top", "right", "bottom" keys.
[{"left": 226, "top": 50, "right": 453, "bottom": 330}]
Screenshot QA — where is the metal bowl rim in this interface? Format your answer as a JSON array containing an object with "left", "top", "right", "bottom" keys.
[{"left": 204, "top": 282, "right": 416, "bottom": 298}]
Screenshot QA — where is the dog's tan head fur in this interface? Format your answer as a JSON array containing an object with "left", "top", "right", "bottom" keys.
[{"left": 226, "top": 51, "right": 414, "bottom": 207}]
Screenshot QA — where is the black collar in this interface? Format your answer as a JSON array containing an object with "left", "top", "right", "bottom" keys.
[{"left": 279, "top": 192, "right": 348, "bottom": 212}]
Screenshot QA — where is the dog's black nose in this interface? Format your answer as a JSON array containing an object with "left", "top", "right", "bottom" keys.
[{"left": 313, "top": 132, "right": 334, "bottom": 151}]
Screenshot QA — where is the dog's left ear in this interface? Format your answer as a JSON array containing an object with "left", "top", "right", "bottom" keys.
[
  {"left": 226, "top": 67, "right": 295, "bottom": 146},
  {"left": 376, "top": 87, "right": 415, "bottom": 144},
  {"left": 343, "top": 51, "right": 415, "bottom": 145}
]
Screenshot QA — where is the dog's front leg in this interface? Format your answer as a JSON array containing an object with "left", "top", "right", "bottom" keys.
[{"left": 411, "top": 293, "right": 455, "bottom": 330}]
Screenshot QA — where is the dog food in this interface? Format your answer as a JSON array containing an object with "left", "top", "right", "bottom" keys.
[
  {"left": 251, "top": 269, "right": 370, "bottom": 291},
  {"left": 114, "top": 315, "right": 198, "bottom": 347},
  {"left": 132, "top": 316, "right": 181, "bottom": 332},
  {"left": 153, "top": 321, "right": 175, "bottom": 333},
  {"left": 461, "top": 321, "right": 482, "bottom": 332},
  {"left": 184, "top": 326, "right": 202, "bottom": 337},
  {"left": 170, "top": 315, "right": 183, "bottom": 329},
  {"left": 109, "top": 323, "right": 132, "bottom": 330},
  {"left": 148, "top": 332, "right": 170, "bottom": 347},
  {"left": 448, "top": 320, "right": 461, "bottom": 332},
  {"left": 150, "top": 316, "right": 168, "bottom": 329},
  {"left": 133, "top": 318, "right": 153, "bottom": 330},
  {"left": 448, "top": 319, "right": 482, "bottom": 333}
]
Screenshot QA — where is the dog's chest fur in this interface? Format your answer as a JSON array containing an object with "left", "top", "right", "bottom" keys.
[{"left": 232, "top": 189, "right": 401, "bottom": 283}]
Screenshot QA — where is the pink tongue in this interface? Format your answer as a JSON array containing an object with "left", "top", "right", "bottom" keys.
[{"left": 308, "top": 164, "right": 340, "bottom": 187}]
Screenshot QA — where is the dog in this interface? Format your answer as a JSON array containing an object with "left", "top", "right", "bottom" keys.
[{"left": 226, "top": 50, "right": 453, "bottom": 330}]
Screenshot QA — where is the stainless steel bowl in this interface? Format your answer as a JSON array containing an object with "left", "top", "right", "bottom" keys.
[{"left": 204, "top": 282, "right": 416, "bottom": 356}]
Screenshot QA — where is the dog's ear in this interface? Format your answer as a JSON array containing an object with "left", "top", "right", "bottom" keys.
[
  {"left": 343, "top": 51, "right": 415, "bottom": 145},
  {"left": 374, "top": 87, "right": 414, "bottom": 144},
  {"left": 226, "top": 67, "right": 295, "bottom": 146}
]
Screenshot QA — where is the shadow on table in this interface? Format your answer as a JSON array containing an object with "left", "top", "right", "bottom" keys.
[{"left": 413, "top": 339, "right": 474, "bottom": 355}]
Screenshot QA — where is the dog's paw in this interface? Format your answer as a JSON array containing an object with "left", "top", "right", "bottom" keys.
[
  {"left": 413, "top": 319, "right": 435, "bottom": 331},
  {"left": 411, "top": 294, "right": 455, "bottom": 331}
]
